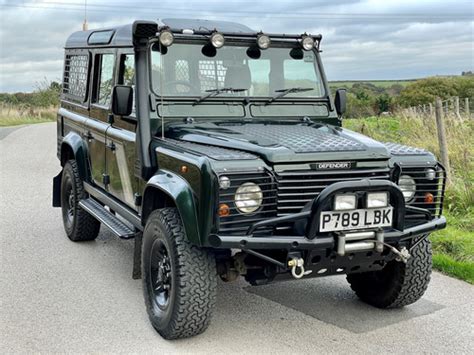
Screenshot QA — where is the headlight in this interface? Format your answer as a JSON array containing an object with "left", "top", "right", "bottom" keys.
[
  {"left": 219, "top": 176, "right": 231, "bottom": 190},
  {"left": 159, "top": 30, "right": 174, "bottom": 47},
  {"left": 334, "top": 194, "right": 357, "bottom": 211},
  {"left": 234, "top": 182, "right": 263, "bottom": 214},
  {"left": 301, "top": 36, "right": 315, "bottom": 50},
  {"left": 367, "top": 192, "right": 389, "bottom": 208},
  {"left": 426, "top": 168, "right": 436, "bottom": 180},
  {"left": 398, "top": 175, "right": 416, "bottom": 203},
  {"left": 210, "top": 32, "right": 225, "bottom": 48},
  {"left": 257, "top": 34, "right": 271, "bottom": 49}
]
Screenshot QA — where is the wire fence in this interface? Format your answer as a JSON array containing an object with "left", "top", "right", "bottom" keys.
[{"left": 401, "top": 97, "right": 472, "bottom": 120}]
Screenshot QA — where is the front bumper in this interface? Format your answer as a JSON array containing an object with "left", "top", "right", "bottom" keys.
[
  {"left": 210, "top": 216, "right": 446, "bottom": 250},
  {"left": 209, "top": 180, "right": 446, "bottom": 250}
]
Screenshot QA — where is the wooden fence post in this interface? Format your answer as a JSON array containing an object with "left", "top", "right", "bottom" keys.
[
  {"left": 435, "top": 98, "right": 450, "bottom": 181},
  {"left": 454, "top": 96, "right": 461, "bottom": 119},
  {"left": 465, "top": 97, "right": 470, "bottom": 117},
  {"left": 429, "top": 103, "right": 433, "bottom": 116}
]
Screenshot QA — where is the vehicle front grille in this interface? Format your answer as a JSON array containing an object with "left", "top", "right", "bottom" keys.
[
  {"left": 217, "top": 165, "right": 445, "bottom": 236},
  {"left": 275, "top": 168, "right": 391, "bottom": 216}
]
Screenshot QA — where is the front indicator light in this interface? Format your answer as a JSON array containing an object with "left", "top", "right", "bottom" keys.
[
  {"left": 218, "top": 204, "right": 230, "bottom": 217},
  {"left": 235, "top": 182, "right": 263, "bottom": 214},
  {"left": 367, "top": 192, "right": 389, "bottom": 208},
  {"left": 334, "top": 194, "right": 357, "bottom": 211},
  {"left": 424, "top": 193, "right": 434, "bottom": 204}
]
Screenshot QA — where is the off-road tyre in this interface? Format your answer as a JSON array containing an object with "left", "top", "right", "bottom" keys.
[
  {"left": 346, "top": 235, "right": 432, "bottom": 308},
  {"left": 141, "top": 208, "right": 217, "bottom": 340},
  {"left": 61, "top": 159, "right": 100, "bottom": 241}
]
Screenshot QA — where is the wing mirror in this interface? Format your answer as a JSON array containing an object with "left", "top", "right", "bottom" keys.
[
  {"left": 111, "top": 85, "right": 133, "bottom": 117},
  {"left": 334, "top": 89, "right": 347, "bottom": 117}
]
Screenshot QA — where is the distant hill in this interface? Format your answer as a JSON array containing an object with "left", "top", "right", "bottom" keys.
[{"left": 329, "top": 79, "right": 416, "bottom": 89}]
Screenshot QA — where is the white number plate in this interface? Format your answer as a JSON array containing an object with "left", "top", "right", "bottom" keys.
[{"left": 319, "top": 207, "right": 393, "bottom": 232}]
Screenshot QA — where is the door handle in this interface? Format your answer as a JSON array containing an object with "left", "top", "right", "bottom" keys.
[{"left": 82, "top": 131, "right": 94, "bottom": 141}]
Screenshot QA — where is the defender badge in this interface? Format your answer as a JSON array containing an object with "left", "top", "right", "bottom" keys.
[{"left": 311, "top": 161, "right": 354, "bottom": 170}]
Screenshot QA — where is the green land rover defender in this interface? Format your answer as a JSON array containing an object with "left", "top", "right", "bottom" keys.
[{"left": 53, "top": 19, "right": 447, "bottom": 339}]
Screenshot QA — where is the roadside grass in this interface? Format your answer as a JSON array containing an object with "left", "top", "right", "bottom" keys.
[
  {"left": 344, "top": 115, "right": 474, "bottom": 284},
  {"left": 0, "top": 104, "right": 56, "bottom": 127}
]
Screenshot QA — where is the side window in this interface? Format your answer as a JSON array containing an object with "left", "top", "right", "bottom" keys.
[
  {"left": 94, "top": 54, "right": 115, "bottom": 107},
  {"left": 118, "top": 54, "right": 135, "bottom": 114},
  {"left": 63, "top": 54, "right": 89, "bottom": 102},
  {"left": 119, "top": 54, "right": 135, "bottom": 86}
]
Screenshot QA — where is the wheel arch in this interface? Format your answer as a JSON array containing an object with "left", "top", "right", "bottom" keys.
[
  {"left": 142, "top": 170, "right": 201, "bottom": 245},
  {"left": 60, "top": 132, "right": 90, "bottom": 181}
]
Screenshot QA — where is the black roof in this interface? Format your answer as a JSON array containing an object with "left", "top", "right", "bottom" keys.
[{"left": 65, "top": 18, "right": 255, "bottom": 49}]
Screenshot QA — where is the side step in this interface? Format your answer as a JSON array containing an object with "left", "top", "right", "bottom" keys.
[{"left": 79, "top": 198, "right": 135, "bottom": 239}]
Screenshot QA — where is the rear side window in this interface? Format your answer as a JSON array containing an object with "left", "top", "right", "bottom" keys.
[
  {"left": 94, "top": 54, "right": 115, "bottom": 107},
  {"left": 63, "top": 54, "right": 89, "bottom": 102}
]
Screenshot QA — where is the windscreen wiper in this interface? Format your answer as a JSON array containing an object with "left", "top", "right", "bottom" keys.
[
  {"left": 193, "top": 87, "right": 246, "bottom": 106},
  {"left": 265, "top": 87, "right": 314, "bottom": 105}
]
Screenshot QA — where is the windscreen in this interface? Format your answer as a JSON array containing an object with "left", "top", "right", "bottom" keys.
[{"left": 150, "top": 43, "right": 325, "bottom": 98}]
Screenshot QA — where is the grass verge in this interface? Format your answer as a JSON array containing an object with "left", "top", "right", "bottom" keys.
[{"left": 0, "top": 105, "right": 56, "bottom": 127}]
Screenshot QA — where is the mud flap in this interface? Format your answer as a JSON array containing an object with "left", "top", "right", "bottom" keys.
[{"left": 52, "top": 171, "right": 62, "bottom": 207}]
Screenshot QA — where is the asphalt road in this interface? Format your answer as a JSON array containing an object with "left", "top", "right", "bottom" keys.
[{"left": 1, "top": 123, "right": 473, "bottom": 354}]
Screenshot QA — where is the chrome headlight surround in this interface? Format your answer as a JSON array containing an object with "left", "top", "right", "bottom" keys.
[
  {"left": 234, "top": 182, "right": 263, "bottom": 214},
  {"left": 398, "top": 175, "right": 416, "bottom": 203}
]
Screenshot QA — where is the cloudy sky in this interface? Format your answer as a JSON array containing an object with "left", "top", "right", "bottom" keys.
[{"left": 0, "top": 0, "right": 473, "bottom": 92}]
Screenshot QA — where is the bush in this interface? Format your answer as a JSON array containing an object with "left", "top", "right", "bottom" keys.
[{"left": 397, "top": 77, "right": 474, "bottom": 107}]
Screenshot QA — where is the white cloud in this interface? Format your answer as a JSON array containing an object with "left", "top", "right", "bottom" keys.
[{"left": 0, "top": 0, "right": 473, "bottom": 92}]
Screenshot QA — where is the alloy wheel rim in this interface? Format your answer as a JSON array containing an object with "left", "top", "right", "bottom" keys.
[{"left": 150, "top": 241, "right": 172, "bottom": 310}]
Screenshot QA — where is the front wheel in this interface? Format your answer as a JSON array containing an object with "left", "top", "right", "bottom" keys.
[
  {"left": 347, "top": 235, "right": 432, "bottom": 308},
  {"left": 141, "top": 208, "right": 217, "bottom": 339}
]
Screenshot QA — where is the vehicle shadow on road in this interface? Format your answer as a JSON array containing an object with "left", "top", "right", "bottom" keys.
[{"left": 245, "top": 277, "right": 444, "bottom": 333}]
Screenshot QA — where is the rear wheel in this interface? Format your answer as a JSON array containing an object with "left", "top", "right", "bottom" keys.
[
  {"left": 347, "top": 235, "right": 432, "bottom": 308},
  {"left": 141, "top": 208, "right": 217, "bottom": 339},
  {"left": 60, "top": 160, "right": 100, "bottom": 241}
]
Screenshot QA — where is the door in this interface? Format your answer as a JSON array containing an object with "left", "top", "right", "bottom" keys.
[
  {"left": 104, "top": 53, "right": 139, "bottom": 208},
  {"left": 86, "top": 52, "right": 115, "bottom": 189}
]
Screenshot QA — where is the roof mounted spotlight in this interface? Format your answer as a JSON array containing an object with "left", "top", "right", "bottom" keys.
[
  {"left": 301, "top": 35, "right": 315, "bottom": 51},
  {"left": 256, "top": 34, "right": 271, "bottom": 49},
  {"left": 210, "top": 31, "right": 225, "bottom": 48},
  {"left": 159, "top": 29, "right": 174, "bottom": 47}
]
